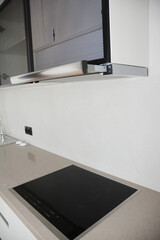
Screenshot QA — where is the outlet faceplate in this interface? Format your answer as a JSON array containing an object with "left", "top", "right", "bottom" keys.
[{"left": 25, "top": 126, "right": 33, "bottom": 136}]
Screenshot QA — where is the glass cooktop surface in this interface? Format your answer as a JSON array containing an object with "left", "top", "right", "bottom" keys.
[{"left": 13, "top": 165, "right": 137, "bottom": 240}]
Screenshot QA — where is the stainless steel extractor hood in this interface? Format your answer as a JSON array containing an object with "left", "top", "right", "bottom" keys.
[{"left": 10, "top": 61, "right": 148, "bottom": 85}]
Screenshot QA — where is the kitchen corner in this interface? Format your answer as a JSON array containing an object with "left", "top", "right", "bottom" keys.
[{"left": 0, "top": 142, "right": 160, "bottom": 240}]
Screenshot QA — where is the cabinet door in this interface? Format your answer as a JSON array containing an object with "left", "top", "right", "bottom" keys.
[
  {"left": 42, "top": 0, "right": 102, "bottom": 45},
  {"left": 0, "top": 197, "right": 37, "bottom": 240},
  {"left": 0, "top": 0, "right": 30, "bottom": 85},
  {"left": 0, "top": 198, "right": 10, "bottom": 240},
  {"left": 30, "top": 0, "right": 102, "bottom": 50},
  {"left": 29, "top": 0, "right": 44, "bottom": 50},
  {"left": 0, "top": 0, "right": 25, "bottom": 51},
  {"left": 30, "top": 0, "right": 103, "bottom": 70}
]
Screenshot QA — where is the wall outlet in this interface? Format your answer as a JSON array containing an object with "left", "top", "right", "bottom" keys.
[{"left": 25, "top": 126, "right": 33, "bottom": 136}]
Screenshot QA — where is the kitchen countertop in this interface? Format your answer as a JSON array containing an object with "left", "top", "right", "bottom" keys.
[{"left": 0, "top": 142, "right": 160, "bottom": 240}]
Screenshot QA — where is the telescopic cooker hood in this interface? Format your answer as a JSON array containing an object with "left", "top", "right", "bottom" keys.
[
  {"left": 10, "top": 0, "right": 148, "bottom": 85},
  {"left": 10, "top": 61, "right": 148, "bottom": 85}
]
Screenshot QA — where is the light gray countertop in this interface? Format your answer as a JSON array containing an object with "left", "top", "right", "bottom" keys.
[{"left": 0, "top": 142, "right": 160, "bottom": 240}]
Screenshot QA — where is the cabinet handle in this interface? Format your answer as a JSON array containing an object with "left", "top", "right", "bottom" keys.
[
  {"left": 0, "top": 213, "right": 9, "bottom": 227},
  {"left": 53, "top": 28, "right": 55, "bottom": 42}
]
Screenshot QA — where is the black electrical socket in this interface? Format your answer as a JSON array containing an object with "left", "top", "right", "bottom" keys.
[{"left": 25, "top": 126, "right": 33, "bottom": 136}]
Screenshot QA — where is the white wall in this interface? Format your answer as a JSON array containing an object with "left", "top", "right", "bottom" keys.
[{"left": 0, "top": 0, "right": 160, "bottom": 192}]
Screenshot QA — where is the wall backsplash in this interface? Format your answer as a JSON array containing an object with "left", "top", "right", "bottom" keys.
[{"left": 0, "top": 0, "right": 160, "bottom": 192}]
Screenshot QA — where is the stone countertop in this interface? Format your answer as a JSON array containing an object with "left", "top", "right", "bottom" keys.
[{"left": 0, "top": 142, "right": 160, "bottom": 240}]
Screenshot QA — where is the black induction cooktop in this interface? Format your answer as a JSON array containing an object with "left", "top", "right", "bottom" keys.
[{"left": 13, "top": 165, "right": 137, "bottom": 240}]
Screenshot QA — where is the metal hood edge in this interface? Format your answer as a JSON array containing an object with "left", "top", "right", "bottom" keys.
[{"left": 10, "top": 61, "right": 148, "bottom": 85}]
